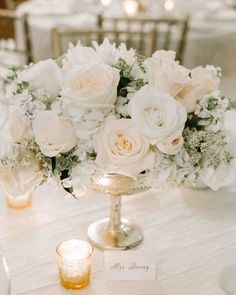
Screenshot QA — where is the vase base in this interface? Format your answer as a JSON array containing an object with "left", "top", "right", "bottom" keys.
[{"left": 87, "top": 218, "right": 143, "bottom": 250}]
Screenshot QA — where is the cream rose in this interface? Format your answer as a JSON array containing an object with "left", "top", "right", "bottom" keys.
[
  {"left": 146, "top": 50, "right": 191, "bottom": 97},
  {"left": 94, "top": 118, "right": 155, "bottom": 177},
  {"left": 61, "top": 61, "right": 120, "bottom": 106},
  {"left": 32, "top": 111, "right": 77, "bottom": 157},
  {"left": 177, "top": 66, "right": 220, "bottom": 113},
  {"left": 129, "top": 86, "right": 187, "bottom": 145},
  {"left": 0, "top": 160, "right": 43, "bottom": 196},
  {"left": 156, "top": 134, "right": 184, "bottom": 155},
  {"left": 19, "top": 59, "right": 62, "bottom": 99}
]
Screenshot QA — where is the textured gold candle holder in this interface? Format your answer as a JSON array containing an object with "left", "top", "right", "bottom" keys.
[
  {"left": 5, "top": 192, "right": 32, "bottom": 209},
  {"left": 88, "top": 172, "right": 144, "bottom": 250},
  {"left": 56, "top": 239, "right": 93, "bottom": 290}
]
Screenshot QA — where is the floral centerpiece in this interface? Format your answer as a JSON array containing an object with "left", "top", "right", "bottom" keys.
[{"left": 0, "top": 39, "right": 235, "bottom": 198}]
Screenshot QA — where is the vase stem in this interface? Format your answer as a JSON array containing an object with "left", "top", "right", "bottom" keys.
[{"left": 107, "top": 195, "right": 121, "bottom": 232}]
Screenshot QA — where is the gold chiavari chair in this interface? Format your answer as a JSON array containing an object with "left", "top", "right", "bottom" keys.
[
  {"left": 0, "top": 8, "right": 32, "bottom": 89},
  {"left": 52, "top": 27, "right": 155, "bottom": 59},
  {"left": 98, "top": 15, "right": 189, "bottom": 63},
  {"left": 4, "top": 0, "right": 27, "bottom": 10}
]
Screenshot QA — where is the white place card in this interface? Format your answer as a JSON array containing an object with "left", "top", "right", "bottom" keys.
[{"left": 104, "top": 251, "right": 156, "bottom": 280}]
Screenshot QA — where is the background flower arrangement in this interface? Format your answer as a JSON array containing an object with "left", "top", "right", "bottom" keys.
[{"left": 0, "top": 39, "right": 234, "bottom": 197}]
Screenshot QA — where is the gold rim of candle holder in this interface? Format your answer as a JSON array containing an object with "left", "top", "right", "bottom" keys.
[{"left": 56, "top": 239, "right": 93, "bottom": 260}]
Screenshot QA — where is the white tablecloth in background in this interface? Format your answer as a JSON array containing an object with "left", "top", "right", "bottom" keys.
[{"left": 15, "top": 0, "right": 236, "bottom": 96}]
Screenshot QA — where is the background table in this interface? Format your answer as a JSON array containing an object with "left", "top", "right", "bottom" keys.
[{"left": 1, "top": 179, "right": 236, "bottom": 295}]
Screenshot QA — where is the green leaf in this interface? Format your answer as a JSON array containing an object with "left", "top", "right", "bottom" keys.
[{"left": 118, "top": 77, "right": 131, "bottom": 94}]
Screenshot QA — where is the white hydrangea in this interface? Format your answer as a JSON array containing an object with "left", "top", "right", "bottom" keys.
[
  {"left": 64, "top": 106, "right": 113, "bottom": 140},
  {"left": 205, "top": 65, "right": 222, "bottom": 78},
  {"left": 74, "top": 138, "right": 94, "bottom": 162},
  {"left": 195, "top": 91, "right": 229, "bottom": 132},
  {"left": 115, "top": 96, "right": 129, "bottom": 118}
]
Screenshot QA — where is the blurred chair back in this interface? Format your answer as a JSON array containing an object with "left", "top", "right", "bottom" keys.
[
  {"left": 52, "top": 27, "right": 155, "bottom": 59},
  {"left": 98, "top": 15, "right": 189, "bottom": 63},
  {"left": 5, "top": 0, "right": 28, "bottom": 10},
  {"left": 0, "top": 8, "right": 31, "bottom": 89}
]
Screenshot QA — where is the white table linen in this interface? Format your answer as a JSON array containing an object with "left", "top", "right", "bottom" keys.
[{"left": 1, "top": 181, "right": 236, "bottom": 295}]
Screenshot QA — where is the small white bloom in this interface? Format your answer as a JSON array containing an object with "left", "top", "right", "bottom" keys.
[
  {"left": 93, "top": 38, "right": 119, "bottom": 66},
  {"left": 19, "top": 59, "right": 62, "bottom": 99},
  {"left": 118, "top": 43, "right": 136, "bottom": 66},
  {"left": 63, "top": 41, "right": 100, "bottom": 70},
  {"left": 129, "top": 86, "right": 187, "bottom": 145},
  {"left": 32, "top": 110, "right": 77, "bottom": 157}
]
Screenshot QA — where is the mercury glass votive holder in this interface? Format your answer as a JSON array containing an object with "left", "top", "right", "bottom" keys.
[
  {"left": 56, "top": 239, "right": 93, "bottom": 290},
  {"left": 5, "top": 192, "right": 32, "bottom": 209}
]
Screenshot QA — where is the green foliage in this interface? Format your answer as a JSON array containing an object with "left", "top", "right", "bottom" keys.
[
  {"left": 14, "top": 81, "right": 30, "bottom": 95},
  {"left": 136, "top": 53, "right": 146, "bottom": 74},
  {"left": 207, "top": 98, "right": 218, "bottom": 110},
  {"left": 7, "top": 66, "right": 20, "bottom": 81},
  {"left": 185, "top": 115, "right": 203, "bottom": 130}
]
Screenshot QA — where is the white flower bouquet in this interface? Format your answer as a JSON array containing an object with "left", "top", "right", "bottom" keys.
[{"left": 0, "top": 39, "right": 235, "bottom": 197}]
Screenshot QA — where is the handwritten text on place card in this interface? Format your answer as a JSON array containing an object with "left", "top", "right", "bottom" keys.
[{"left": 104, "top": 251, "right": 156, "bottom": 280}]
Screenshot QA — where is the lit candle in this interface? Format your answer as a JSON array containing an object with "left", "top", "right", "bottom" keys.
[
  {"left": 164, "top": 0, "right": 175, "bottom": 11},
  {"left": 100, "top": 0, "right": 111, "bottom": 6},
  {"left": 123, "top": 0, "right": 139, "bottom": 17},
  {"left": 5, "top": 192, "right": 32, "bottom": 209},
  {"left": 56, "top": 240, "right": 93, "bottom": 290}
]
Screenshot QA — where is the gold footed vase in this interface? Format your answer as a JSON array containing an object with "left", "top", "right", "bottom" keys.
[{"left": 88, "top": 173, "right": 146, "bottom": 250}]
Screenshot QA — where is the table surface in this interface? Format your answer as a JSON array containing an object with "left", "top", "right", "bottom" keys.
[{"left": 1, "top": 180, "right": 236, "bottom": 295}]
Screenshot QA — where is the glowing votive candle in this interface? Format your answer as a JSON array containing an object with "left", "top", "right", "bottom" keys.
[
  {"left": 5, "top": 192, "right": 32, "bottom": 209},
  {"left": 123, "top": 0, "right": 139, "bottom": 17},
  {"left": 164, "top": 0, "right": 175, "bottom": 11},
  {"left": 100, "top": 0, "right": 111, "bottom": 6},
  {"left": 56, "top": 240, "right": 93, "bottom": 290}
]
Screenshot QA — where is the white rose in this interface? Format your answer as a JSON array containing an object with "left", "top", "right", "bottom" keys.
[
  {"left": 63, "top": 41, "right": 100, "bottom": 70},
  {"left": 146, "top": 50, "right": 191, "bottom": 97},
  {"left": 61, "top": 61, "right": 120, "bottom": 106},
  {"left": 177, "top": 66, "right": 220, "bottom": 113},
  {"left": 94, "top": 117, "right": 155, "bottom": 177},
  {"left": 19, "top": 59, "right": 62, "bottom": 99},
  {"left": 157, "top": 134, "right": 184, "bottom": 155},
  {"left": 32, "top": 111, "right": 77, "bottom": 157},
  {"left": 0, "top": 160, "right": 43, "bottom": 196},
  {"left": 129, "top": 86, "right": 187, "bottom": 144}
]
